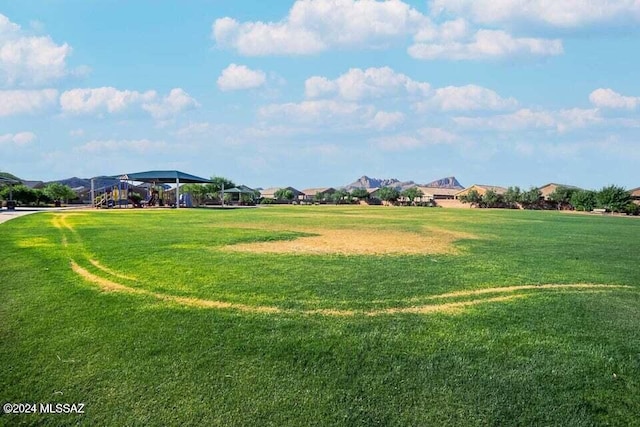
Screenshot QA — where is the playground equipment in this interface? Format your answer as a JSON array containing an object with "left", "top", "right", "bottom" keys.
[
  {"left": 94, "top": 180, "right": 142, "bottom": 208},
  {"left": 91, "top": 170, "right": 212, "bottom": 209}
]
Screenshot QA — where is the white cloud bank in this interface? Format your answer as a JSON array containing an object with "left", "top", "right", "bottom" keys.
[
  {"left": 60, "top": 87, "right": 198, "bottom": 119},
  {"left": 259, "top": 99, "right": 402, "bottom": 131},
  {"left": 305, "top": 67, "right": 516, "bottom": 111},
  {"left": 0, "top": 89, "right": 58, "bottom": 116},
  {"left": 0, "top": 131, "right": 36, "bottom": 146},
  {"left": 590, "top": 88, "right": 639, "bottom": 110},
  {"left": 217, "top": 64, "right": 266, "bottom": 91},
  {"left": 212, "top": 0, "right": 564, "bottom": 61},
  {"left": 213, "top": 0, "right": 425, "bottom": 56},
  {"left": 420, "top": 84, "right": 518, "bottom": 111},
  {"left": 60, "top": 87, "right": 156, "bottom": 114},
  {"left": 454, "top": 107, "right": 601, "bottom": 133},
  {"left": 428, "top": 0, "right": 640, "bottom": 28},
  {"left": 142, "top": 88, "right": 199, "bottom": 120},
  {"left": 305, "top": 66, "right": 430, "bottom": 100},
  {"left": 408, "top": 29, "right": 563, "bottom": 60},
  {"left": 0, "top": 14, "right": 78, "bottom": 87}
]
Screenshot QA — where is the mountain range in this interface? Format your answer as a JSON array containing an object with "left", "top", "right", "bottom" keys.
[{"left": 343, "top": 176, "right": 463, "bottom": 191}]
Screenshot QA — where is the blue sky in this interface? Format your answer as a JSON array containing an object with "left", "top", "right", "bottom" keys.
[{"left": 1, "top": 0, "right": 638, "bottom": 190}]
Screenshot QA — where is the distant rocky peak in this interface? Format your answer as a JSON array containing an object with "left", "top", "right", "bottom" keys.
[
  {"left": 347, "top": 176, "right": 406, "bottom": 190},
  {"left": 424, "top": 176, "right": 463, "bottom": 189}
]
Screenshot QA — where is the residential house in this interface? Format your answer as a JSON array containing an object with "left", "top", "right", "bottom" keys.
[
  {"left": 416, "top": 186, "right": 459, "bottom": 201},
  {"left": 631, "top": 187, "right": 640, "bottom": 205},
  {"left": 260, "top": 186, "right": 305, "bottom": 203},
  {"left": 300, "top": 187, "right": 336, "bottom": 203},
  {"left": 455, "top": 185, "right": 507, "bottom": 200},
  {"left": 537, "top": 183, "right": 581, "bottom": 201}
]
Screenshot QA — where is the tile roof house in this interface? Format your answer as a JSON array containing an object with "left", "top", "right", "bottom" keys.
[
  {"left": 537, "top": 183, "right": 581, "bottom": 200},
  {"left": 300, "top": 187, "right": 336, "bottom": 202},
  {"left": 455, "top": 184, "right": 507, "bottom": 199},
  {"left": 260, "top": 186, "right": 304, "bottom": 201},
  {"left": 630, "top": 187, "right": 640, "bottom": 205}
]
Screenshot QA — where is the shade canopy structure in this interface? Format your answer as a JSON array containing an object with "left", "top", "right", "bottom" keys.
[
  {"left": 113, "top": 170, "right": 211, "bottom": 184},
  {"left": 222, "top": 187, "right": 256, "bottom": 194},
  {"left": 222, "top": 186, "right": 258, "bottom": 206},
  {"left": 95, "top": 170, "right": 211, "bottom": 209}
]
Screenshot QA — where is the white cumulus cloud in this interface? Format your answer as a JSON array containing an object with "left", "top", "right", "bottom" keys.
[
  {"left": 0, "top": 14, "right": 77, "bottom": 86},
  {"left": 305, "top": 67, "right": 430, "bottom": 100},
  {"left": 0, "top": 131, "right": 36, "bottom": 146},
  {"left": 59, "top": 87, "right": 197, "bottom": 119},
  {"left": 60, "top": 87, "right": 156, "bottom": 114},
  {"left": 589, "top": 88, "right": 639, "bottom": 110},
  {"left": 409, "top": 29, "right": 563, "bottom": 60},
  {"left": 217, "top": 64, "right": 267, "bottom": 91},
  {"left": 142, "top": 88, "right": 199, "bottom": 120},
  {"left": 418, "top": 84, "right": 518, "bottom": 111},
  {"left": 212, "top": 0, "right": 427, "bottom": 55},
  {"left": 368, "top": 111, "right": 405, "bottom": 130},
  {"left": 0, "top": 89, "right": 58, "bottom": 116},
  {"left": 428, "top": 0, "right": 640, "bottom": 28},
  {"left": 454, "top": 107, "right": 601, "bottom": 132}
]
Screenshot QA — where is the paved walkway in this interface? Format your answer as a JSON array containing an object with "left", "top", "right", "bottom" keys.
[{"left": 0, "top": 207, "right": 86, "bottom": 225}]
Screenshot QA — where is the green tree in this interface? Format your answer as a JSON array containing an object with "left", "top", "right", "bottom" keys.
[
  {"left": 483, "top": 190, "right": 502, "bottom": 208},
  {"left": 206, "top": 176, "right": 236, "bottom": 202},
  {"left": 0, "top": 184, "right": 37, "bottom": 205},
  {"left": 458, "top": 189, "right": 483, "bottom": 207},
  {"left": 182, "top": 184, "right": 208, "bottom": 206},
  {"left": 571, "top": 190, "right": 598, "bottom": 211},
  {"left": 503, "top": 186, "right": 522, "bottom": 208},
  {"left": 400, "top": 187, "right": 424, "bottom": 205},
  {"left": 520, "top": 187, "right": 542, "bottom": 209},
  {"left": 596, "top": 185, "right": 631, "bottom": 213},
  {"left": 274, "top": 188, "right": 295, "bottom": 203},
  {"left": 313, "top": 192, "right": 328, "bottom": 203},
  {"left": 33, "top": 188, "right": 51, "bottom": 206},
  {"left": 624, "top": 202, "right": 640, "bottom": 216},
  {"left": 239, "top": 193, "right": 256, "bottom": 205},
  {"left": 331, "top": 189, "right": 350, "bottom": 204},
  {"left": 350, "top": 188, "right": 369, "bottom": 201},
  {"left": 548, "top": 186, "right": 579, "bottom": 210},
  {"left": 377, "top": 187, "right": 400, "bottom": 204},
  {"left": 44, "top": 183, "right": 76, "bottom": 204}
]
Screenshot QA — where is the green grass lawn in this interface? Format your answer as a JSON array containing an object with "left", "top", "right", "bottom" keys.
[{"left": 1, "top": 206, "right": 639, "bottom": 425}]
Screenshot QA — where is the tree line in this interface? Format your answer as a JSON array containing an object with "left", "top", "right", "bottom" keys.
[
  {"left": 181, "top": 177, "right": 261, "bottom": 206},
  {"left": 0, "top": 182, "right": 76, "bottom": 206},
  {"left": 262, "top": 186, "right": 429, "bottom": 205},
  {"left": 458, "top": 185, "right": 638, "bottom": 215}
]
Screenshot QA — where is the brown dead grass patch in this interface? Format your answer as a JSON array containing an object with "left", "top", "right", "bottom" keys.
[
  {"left": 372, "top": 295, "right": 525, "bottom": 315},
  {"left": 17, "top": 237, "right": 56, "bottom": 249},
  {"left": 223, "top": 226, "right": 476, "bottom": 255},
  {"left": 71, "top": 260, "right": 281, "bottom": 313},
  {"left": 71, "top": 260, "right": 143, "bottom": 294},
  {"left": 428, "top": 283, "right": 632, "bottom": 300},
  {"left": 69, "top": 261, "right": 630, "bottom": 316},
  {"left": 71, "top": 259, "right": 525, "bottom": 316},
  {"left": 88, "top": 259, "right": 138, "bottom": 281}
]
